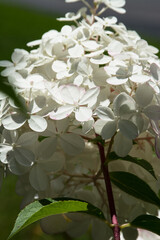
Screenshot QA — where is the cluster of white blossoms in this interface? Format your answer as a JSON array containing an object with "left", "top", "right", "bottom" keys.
[{"left": 1, "top": 0, "right": 160, "bottom": 239}]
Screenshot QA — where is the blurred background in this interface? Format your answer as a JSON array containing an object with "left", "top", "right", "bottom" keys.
[
  {"left": 0, "top": 0, "right": 160, "bottom": 239},
  {"left": 0, "top": 0, "right": 160, "bottom": 60}
]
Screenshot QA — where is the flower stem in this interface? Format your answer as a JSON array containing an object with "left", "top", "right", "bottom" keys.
[
  {"left": 81, "top": 0, "right": 92, "bottom": 9},
  {"left": 97, "top": 140, "right": 120, "bottom": 240}
]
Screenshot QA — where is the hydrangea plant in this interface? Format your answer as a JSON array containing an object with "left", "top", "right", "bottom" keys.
[{"left": 1, "top": 0, "right": 160, "bottom": 239}]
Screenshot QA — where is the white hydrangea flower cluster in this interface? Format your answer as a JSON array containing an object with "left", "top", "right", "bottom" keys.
[{"left": 0, "top": 0, "right": 160, "bottom": 239}]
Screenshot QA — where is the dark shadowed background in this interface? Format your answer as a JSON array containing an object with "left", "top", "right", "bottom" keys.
[{"left": 1, "top": 0, "right": 160, "bottom": 38}]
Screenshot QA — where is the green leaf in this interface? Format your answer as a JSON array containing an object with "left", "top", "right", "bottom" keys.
[
  {"left": 38, "top": 135, "right": 49, "bottom": 142},
  {"left": 8, "top": 198, "right": 105, "bottom": 239},
  {"left": 131, "top": 214, "right": 160, "bottom": 236},
  {"left": 110, "top": 171, "right": 160, "bottom": 207},
  {"left": 0, "top": 78, "right": 27, "bottom": 114},
  {"left": 108, "top": 152, "right": 156, "bottom": 179}
]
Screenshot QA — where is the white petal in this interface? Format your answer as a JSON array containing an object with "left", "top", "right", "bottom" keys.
[
  {"left": 109, "top": 0, "right": 126, "bottom": 8},
  {"left": 101, "top": 120, "right": 117, "bottom": 140},
  {"left": 0, "top": 60, "right": 13, "bottom": 67},
  {"left": 27, "top": 74, "right": 43, "bottom": 83},
  {"left": 65, "top": 0, "right": 80, "bottom": 2},
  {"left": 82, "top": 40, "right": 101, "bottom": 51},
  {"left": 0, "top": 92, "right": 7, "bottom": 100},
  {"left": 135, "top": 83, "right": 154, "bottom": 107},
  {"left": 38, "top": 136, "right": 57, "bottom": 159},
  {"left": 0, "top": 144, "right": 13, "bottom": 153},
  {"left": 2, "top": 129, "right": 18, "bottom": 143},
  {"left": 150, "top": 63, "right": 160, "bottom": 80},
  {"left": 96, "top": 106, "right": 115, "bottom": 120},
  {"left": 2, "top": 114, "right": 26, "bottom": 130},
  {"left": 90, "top": 55, "right": 111, "bottom": 65},
  {"left": 75, "top": 107, "right": 92, "bottom": 122},
  {"left": 118, "top": 119, "right": 138, "bottom": 139},
  {"left": 85, "top": 49, "right": 104, "bottom": 58},
  {"left": 17, "top": 132, "right": 38, "bottom": 146},
  {"left": 0, "top": 145, "right": 12, "bottom": 163},
  {"left": 56, "top": 118, "right": 69, "bottom": 133},
  {"left": 108, "top": 40, "right": 123, "bottom": 56},
  {"left": 82, "top": 118, "right": 94, "bottom": 134},
  {"left": 61, "top": 25, "right": 72, "bottom": 35},
  {"left": 107, "top": 77, "right": 128, "bottom": 85},
  {"left": 131, "top": 113, "right": 144, "bottom": 133},
  {"left": 119, "top": 105, "right": 135, "bottom": 117},
  {"left": 74, "top": 75, "right": 84, "bottom": 86},
  {"left": 114, "top": 132, "right": 132, "bottom": 157},
  {"left": 113, "top": 92, "right": 131, "bottom": 116},
  {"left": 57, "top": 11, "right": 81, "bottom": 21},
  {"left": 14, "top": 148, "right": 35, "bottom": 167},
  {"left": 11, "top": 49, "right": 28, "bottom": 64},
  {"left": 29, "top": 164, "right": 49, "bottom": 191},
  {"left": 77, "top": 60, "right": 93, "bottom": 76},
  {"left": 149, "top": 80, "right": 159, "bottom": 93},
  {"left": 27, "top": 39, "right": 41, "bottom": 47},
  {"left": 48, "top": 85, "right": 63, "bottom": 104},
  {"left": 137, "top": 228, "right": 160, "bottom": 240},
  {"left": 68, "top": 44, "right": 84, "bottom": 58},
  {"left": 79, "top": 87, "right": 100, "bottom": 107},
  {"left": 8, "top": 71, "right": 24, "bottom": 85},
  {"left": 61, "top": 85, "right": 81, "bottom": 104},
  {"left": 1, "top": 67, "right": 15, "bottom": 76},
  {"left": 143, "top": 105, "right": 160, "bottom": 120},
  {"left": 29, "top": 96, "right": 46, "bottom": 114},
  {"left": 49, "top": 105, "right": 74, "bottom": 120},
  {"left": 93, "top": 68, "right": 108, "bottom": 86},
  {"left": 151, "top": 120, "right": 160, "bottom": 136},
  {"left": 130, "top": 75, "right": 150, "bottom": 83},
  {"left": 94, "top": 119, "right": 107, "bottom": 135},
  {"left": 110, "top": 6, "right": 126, "bottom": 14},
  {"left": 57, "top": 70, "right": 72, "bottom": 80},
  {"left": 52, "top": 60, "right": 67, "bottom": 73},
  {"left": 59, "top": 133, "right": 85, "bottom": 156},
  {"left": 28, "top": 115, "right": 47, "bottom": 132},
  {"left": 9, "top": 157, "right": 30, "bottom": 175},
  {"left": 15, "top": 61, "right": 27, "bottom": 70}
]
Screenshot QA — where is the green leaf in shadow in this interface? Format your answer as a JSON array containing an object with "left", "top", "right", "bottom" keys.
[
  {"left": 0, "top": 79, "right": 27, "bottom": 114},
  {"left": 131, "top": 214, "right": 160, "bottom": 236},
  {"left": 110, "top": 171, "right": 160, "bottom": 207},
  {"left": 108, "top": 152, "right": 156, "bottom": 179}
]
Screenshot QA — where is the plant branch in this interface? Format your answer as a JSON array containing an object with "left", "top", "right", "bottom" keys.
[
  {"left": 97, "top": 137, "right": 120, "bottom": 240},
  {"left": 81, "top": 0, "right": 92, "bottom": 9},
  {"left": 97, "top": 6, "right": 109, "bottom": 16},
  {"left": 94, "top": 135, "right": 115, "bottom": 180}
]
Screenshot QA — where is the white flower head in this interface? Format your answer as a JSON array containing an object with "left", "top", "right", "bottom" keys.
[
  {"left": 0, "top": 49, "right": 28, "bottom": 76},
  {"left": 49, "top": 84, "right": 100, "bottom": 122},
  {"left": 0, "top": 1, "right": 160, "bottom": 239}
]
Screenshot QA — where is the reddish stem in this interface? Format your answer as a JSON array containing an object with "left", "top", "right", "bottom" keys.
[{"left": 97, "top": 142, "right": 120, "bottom": 240}]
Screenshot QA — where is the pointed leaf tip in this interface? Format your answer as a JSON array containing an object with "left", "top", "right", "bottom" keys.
[{"left": 8, "top": 198, "right": 105, "bottom": 239}]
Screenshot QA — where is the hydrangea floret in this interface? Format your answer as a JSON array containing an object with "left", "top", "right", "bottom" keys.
[{"left": 0, "top": 0, "right": 160, "bottom": 240}]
